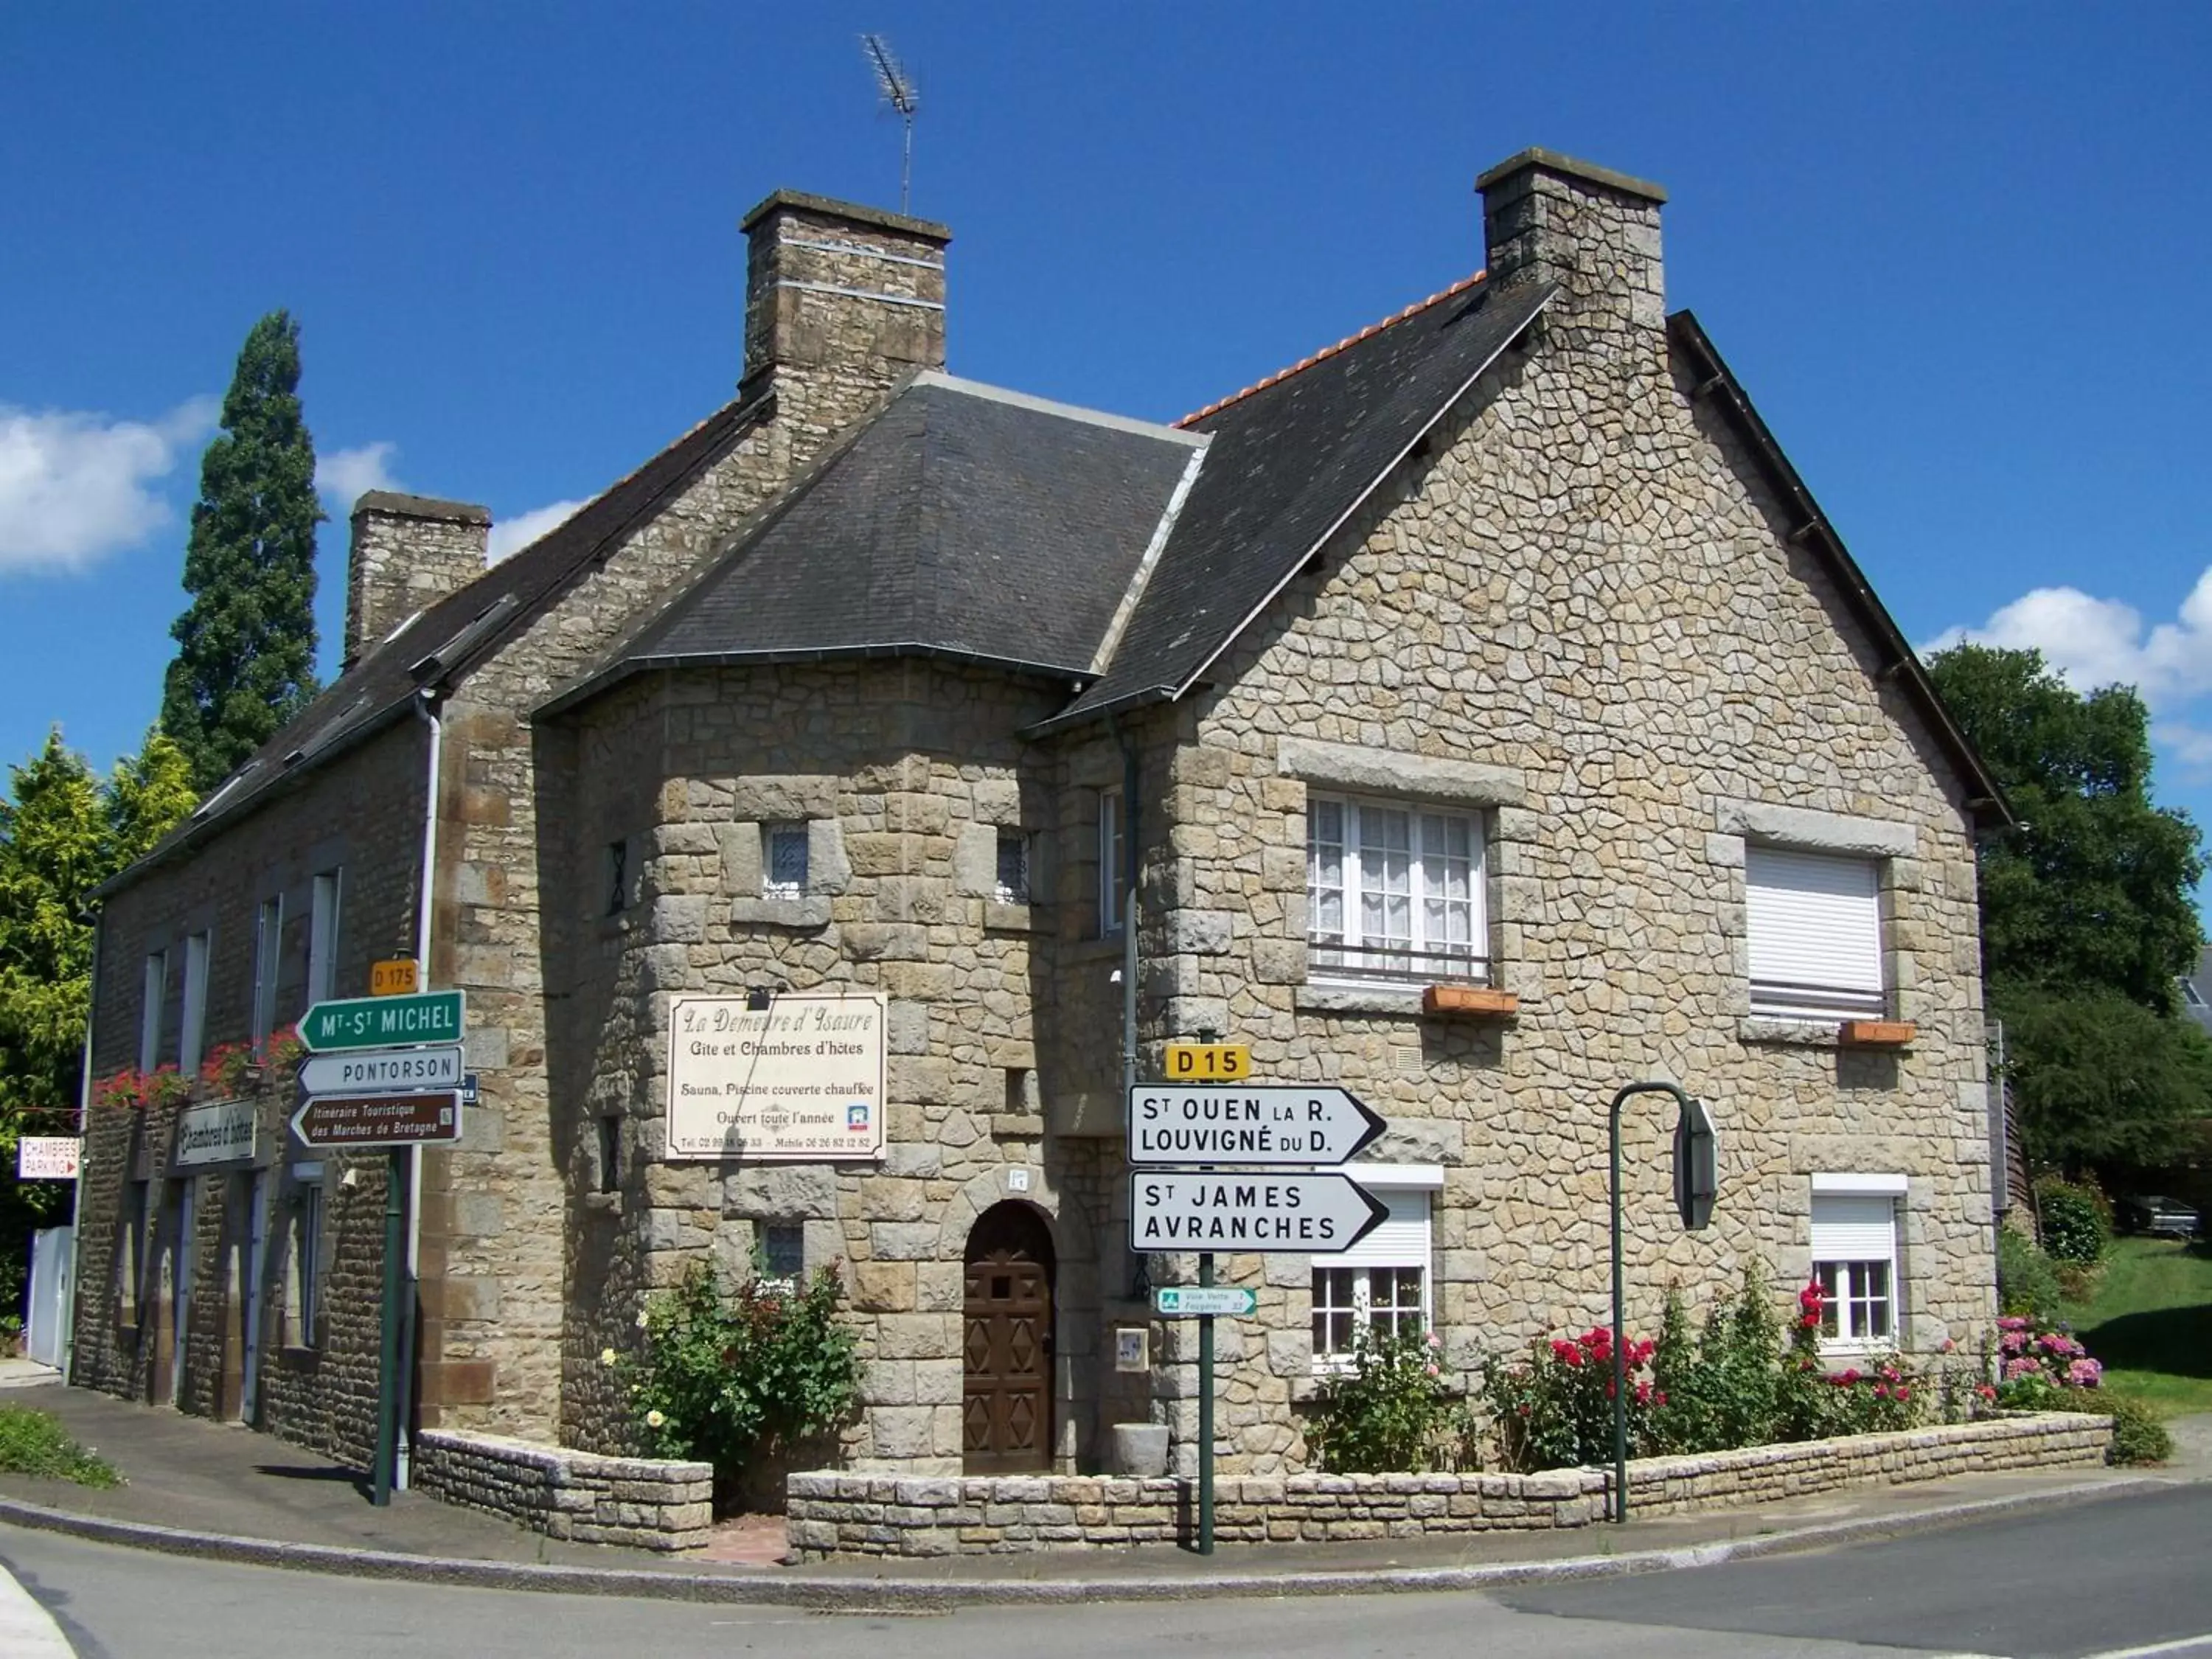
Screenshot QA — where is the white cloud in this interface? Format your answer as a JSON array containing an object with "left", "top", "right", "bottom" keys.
[
  {"left": 315, "top": 442, "right": 403, "bottom": 513},
  {"left": 1923, "top": 566, "right": 2212, "bottom": 712},
  {"left": 0, "top": 395, "right": 218, "bottom": 576},
  {"left": 487, "top": 498, "right": 585, "bottom": 564}
]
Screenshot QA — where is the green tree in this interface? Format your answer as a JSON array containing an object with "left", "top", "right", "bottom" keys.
[
  {"left": 1927, "top": 644, "right": 2211, "bottom": 1169},
  {"left": 0, "top": 731, "right": 196, "bottom": 1304},
  {"left": 160, "top": 310, "right": 324, "bottom": 793}
]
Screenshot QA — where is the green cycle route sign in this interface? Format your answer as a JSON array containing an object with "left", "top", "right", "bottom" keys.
[{"left": 300, "top": 990, "right": 465, "bottom": 1053}]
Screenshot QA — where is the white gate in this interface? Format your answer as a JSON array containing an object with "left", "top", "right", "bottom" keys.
[{"left": 24, "top": 1225, "right": 74, "bottom": 1369}]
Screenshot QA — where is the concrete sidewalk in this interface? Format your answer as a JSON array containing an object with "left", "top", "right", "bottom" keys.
[{"left": 1, "top": 1380, "right": 2204, "bottom": 1607}]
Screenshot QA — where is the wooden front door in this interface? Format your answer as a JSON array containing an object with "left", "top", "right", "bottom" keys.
[{"left": 962, "top": 1204, "right": 1054, "bottom": 1474}]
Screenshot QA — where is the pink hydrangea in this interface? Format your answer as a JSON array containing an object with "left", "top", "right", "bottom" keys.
[{"left": 2066, "top": 1357, "right": 2103, "bottom": 1388}]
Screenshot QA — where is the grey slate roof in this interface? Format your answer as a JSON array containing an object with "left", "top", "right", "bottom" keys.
[
  {"left": 1048, "top": 274, "right": 1555, "bottom": 726},
  {"left": 101, "top": 393, "right": 771, "bottom": 894},
  {"left": 545, "top": 375, "right": 1203, "bottom": 709}
]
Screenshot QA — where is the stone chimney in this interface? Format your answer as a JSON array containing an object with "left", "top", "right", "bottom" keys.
[
  {"left": 344, "top": 492, "right": 491, "bottom": 669},
  {"left": 739, "top": 190, "right": 950, "bottom": 453},
  {"left": 1476, "top": 148, "right": 1669, "bottom": 366}
]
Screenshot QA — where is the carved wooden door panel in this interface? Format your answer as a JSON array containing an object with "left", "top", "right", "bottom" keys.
[{"left": 962, "top": 1206, "right": 1054, "bottom": 1474}]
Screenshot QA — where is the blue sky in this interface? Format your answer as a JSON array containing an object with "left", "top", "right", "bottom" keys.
[{"left": 4, "top": 4, "right": 2210, "bottom": 901}]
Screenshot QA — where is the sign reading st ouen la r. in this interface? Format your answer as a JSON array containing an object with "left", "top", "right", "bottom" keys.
[
  {"left": 1127, "top": 1085, "right": 1386, "bottom": 1166},
  {"left": 1130, "top": 1171, "right": 1388, "bottom": 1254},
  {"left": 300, "top": 990, "right": 464, "bottom": 1054}
]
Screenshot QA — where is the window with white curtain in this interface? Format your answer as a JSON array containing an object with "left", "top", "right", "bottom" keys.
[
  {"left": 307, "top": 870, "right": 343, "bottom": 1006},
  {"left": 178, "top": 930, "right": 212, "bottom": 1077},
  {"left": 1745, "top": 846, "right": 1884, "bottom": 1018},
  {"left": 1308, "top": 795, "right": 1483, "bottom": 981},
  {"left": 1810, "top": 1177, "right": 1905, "bottom": 1347},
  {"left": 1309, "top": 1175, "right": 1438, "bottom": 1370}
]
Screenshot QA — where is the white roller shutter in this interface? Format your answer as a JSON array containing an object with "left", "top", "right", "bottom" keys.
[
  {"left": 1746, "top": 846, "right": 1883, "bottom": 1015},
  {"left": 1315, "top": 1188, "right": 1430, "bottom": 1269},
  {"left": 1810, "top": 1194, "right": 1896, "bottom": 1262}
]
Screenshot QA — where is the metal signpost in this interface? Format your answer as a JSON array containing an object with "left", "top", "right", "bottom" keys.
[
  {"left": 1127, "top": 1080, "right": 1390, "bottom": 1556},
  {"left": 296, "top": 989, "right": 467, "bottom": 1508}
]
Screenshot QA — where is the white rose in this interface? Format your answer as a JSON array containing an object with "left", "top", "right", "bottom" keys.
[{"left": 645, "top": 1409, "right": 666, "bottom": 1429}]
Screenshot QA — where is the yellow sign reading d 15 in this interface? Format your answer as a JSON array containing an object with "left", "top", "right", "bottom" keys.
[
  {"left": 1164, "top": 1043, "right": 1251, "bottom": 1081},
  {"left": 369, "top": 958, "right": 420, "bottom": 998}
]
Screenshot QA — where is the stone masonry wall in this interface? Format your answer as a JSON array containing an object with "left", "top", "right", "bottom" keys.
[
  {"left": 1127, "top": 167, "right": 1995, "bottom": 1472},
  {"left": 73, "top": 716, "right": 428, "bottom": 1468},
  {"left": 412, "top": 1427, "right": 712, "bottom": 1550},
  {"left": 559, "top": 660, "right": 1124, "bottom": 1472},
  {"left": 786, "top": 1412, "right": 2110, "bottom": 1558}
]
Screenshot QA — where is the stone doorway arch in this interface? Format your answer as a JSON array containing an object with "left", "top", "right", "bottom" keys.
[{"left": 961, "top": 1202, "right": 1055, "bottom": 1475}]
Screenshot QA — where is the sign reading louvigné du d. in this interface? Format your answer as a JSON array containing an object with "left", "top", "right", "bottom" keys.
[{"left": 665, "top": 992, "right": 885, "bottom": 1161}]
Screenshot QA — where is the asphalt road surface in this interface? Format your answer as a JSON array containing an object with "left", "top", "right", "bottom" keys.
[{"left": 2, "top": 1483, "right": 2208, "bottom": 1659}]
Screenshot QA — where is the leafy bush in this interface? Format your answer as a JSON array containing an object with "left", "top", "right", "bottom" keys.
[
  {"left": 2104, "top": 1396, "right": 2173, "bottom": 1466},
  {"left": 619, "top": 1259, "right": 862, "bottom": 1506},
  {"left": 0, "top": 1406, "right": 122, "bottom": 1486},
  {"left": 1997, "top": 1225, "right": 2066, "bottom": 1326},
  {"left": 1484, "top": 1325, "right": 1658, "bottom": 1472},
  {"left": 1304, "top": 1326, "right": 1471, "bottom": 1473},
  {"left": 1648, "top": 1272, "right": 1781, "bottom": 1453},
  {"left": 2036, "top": 1177, "right": 2110, "bottom": 1265}
]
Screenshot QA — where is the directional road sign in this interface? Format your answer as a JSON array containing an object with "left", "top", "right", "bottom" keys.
[
  {"left": 291, "top": 1090, "right": 463, "bottom": 1150},
  {"left": 301, "top": 990, "right": 464, "bottom": 1053},
  {"left": 1153, "top": 1285, "right": 1259, "bottom": 1318},
  {"left": 1127, "top": 1085, "right": 1386, "bottom": 1166},
  {"left": 1164, "top": 1043, "right": 1250, "bottom": 1082},
  {"left": 299, "top": 1043, "right": 465, "bottom": 1098},
  {"left": 1128, "top": 1170, "right": 1388, "bottom": 1254}
]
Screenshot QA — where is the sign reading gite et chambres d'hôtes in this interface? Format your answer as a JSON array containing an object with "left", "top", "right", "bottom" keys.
[{"left": 664, "top": 992, "right": 886, "bottom": 1161}]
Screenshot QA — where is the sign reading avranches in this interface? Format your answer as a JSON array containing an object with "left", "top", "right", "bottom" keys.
[{"left": 666, "top": 992, "right": 886, "bottom": 1161}]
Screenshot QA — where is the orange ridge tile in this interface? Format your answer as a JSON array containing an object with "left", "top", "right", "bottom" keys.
[{"left": 1175, "top": 269, "right": 1488, "bottom": 428}]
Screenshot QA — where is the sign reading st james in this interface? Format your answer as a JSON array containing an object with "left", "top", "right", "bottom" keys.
[{"left": 665, "top": 992, "right": 886, "bottom": 1161}]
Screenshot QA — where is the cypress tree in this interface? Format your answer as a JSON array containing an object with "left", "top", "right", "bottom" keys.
[{"left": 160, "top": 310, "right": 324, "bottom": 793}]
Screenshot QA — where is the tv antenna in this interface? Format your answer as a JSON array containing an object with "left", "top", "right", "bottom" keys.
[{"left": 861, "top": 33, "right": 918, "bottom": 213}]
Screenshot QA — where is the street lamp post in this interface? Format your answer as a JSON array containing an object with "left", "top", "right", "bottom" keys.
[{"left": 1608, "top": 1079, "right": 1691, "bottom": 1524}]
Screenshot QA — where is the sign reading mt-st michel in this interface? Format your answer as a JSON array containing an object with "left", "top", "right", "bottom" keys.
[{"left": 665, "top": 992, "right": 886, "bottom": 1161}]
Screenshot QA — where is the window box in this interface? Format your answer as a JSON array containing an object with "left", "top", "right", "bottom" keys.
[
  {"left": 1422, "top": 984, "right": 1518, "bottom": 1018},
  {"left": 1839, "top": 1019, "right": 1914, "bottom": 1048}
]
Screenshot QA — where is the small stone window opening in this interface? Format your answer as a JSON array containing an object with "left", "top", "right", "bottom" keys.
[
  {"left": 597, "top": 1115, "right": 622, "bottom": 1193},
  {"left": 1098, "top": 787, "right": 1127, "bottom": 936},
  {"left": 605, "top": 839, "right": 628, "bottom": 917},
  {"left": 758, "top": 1221, "right": 805, "bottom": 1290},
  {"left": 995, "top": 830, "right": 1031, "bottom": 904},
  {"left": 288, "top": 1174, "right": 326, "bottom": 1349},
  {"left": 764, "top": 823, "right": 810, "bottom": 900}
]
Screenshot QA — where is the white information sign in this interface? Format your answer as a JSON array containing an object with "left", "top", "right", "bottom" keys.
[
  {"left": 15, "top": 1136, "right": 80, "bottom": 1180},
  {"left": 1127, "top": 1085, "right": 1385, "bottom": 1166},
  {"left": 1128, "top": 1170, "right": 1388, "bottom": 1254},
  {"left": 298, "top": 1043, "right": 465, "bottom": 1097},
  {"left": 666, "top": 992, "right": 886, "bottom": 1161},
  {"left": 174, "top": 1097, "right": 260, "bottom": 1169}
]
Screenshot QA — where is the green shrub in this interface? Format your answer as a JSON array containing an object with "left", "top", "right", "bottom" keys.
[
  {"left": 2036, "top": 1177, "right": 2110, "bottom": 1265},
  {"left": 1997, "top": 1225, "right": 2066, "bottom": 1326},
  {"left": 619, "top": 1259, "right": 862, "bottom": 1506},
  {"left": 1648, "top": 1270, "right": 1782, "bottom": 1453},
  {"left": 2105, "top": 1396, "right": 2174, "bottom": 1466},
  {"left": 0, "top": 1406, "right": 122, "bottom": 1487},
  {"left": 1304, "top": 1326, "right": 1471, "bottom": 1473}
]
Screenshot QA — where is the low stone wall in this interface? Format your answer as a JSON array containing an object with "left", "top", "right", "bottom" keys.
[
  {"left": 785, "top": 1411, "right": 2110, "bottom": 1559},
  {"left": 413, "top": 1429, "right": 714, "bottom": 1551}
]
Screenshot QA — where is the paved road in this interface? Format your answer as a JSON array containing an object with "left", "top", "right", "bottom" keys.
[{"left": 3, "top": 1483, "right": 2208, "bottom": 1658}]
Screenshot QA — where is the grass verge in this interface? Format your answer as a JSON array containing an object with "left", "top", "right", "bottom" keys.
[
  {"left": 0, "top": 1403, "right": 123, "bottom": 1487},
  {"left": 2062, "top": 1235, "right": 2212, "bottom": 1418}
]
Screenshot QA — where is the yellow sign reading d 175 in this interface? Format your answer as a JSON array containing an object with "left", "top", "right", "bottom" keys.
[
  {"left": 1164, "top": 1043, "right": 1251, "bottom": 1082},
  {"left": 369, "top": 958, "right": 420, "bottom": 998}
]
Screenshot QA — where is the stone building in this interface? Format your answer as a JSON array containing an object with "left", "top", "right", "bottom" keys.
[{"left": 71, "top": 150, "right": 2007, "bottom": 1498}]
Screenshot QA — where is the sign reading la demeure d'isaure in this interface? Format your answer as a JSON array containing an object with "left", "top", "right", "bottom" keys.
[{"left": 665, "top": 992, "right": 886, "bottom": 1161}]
